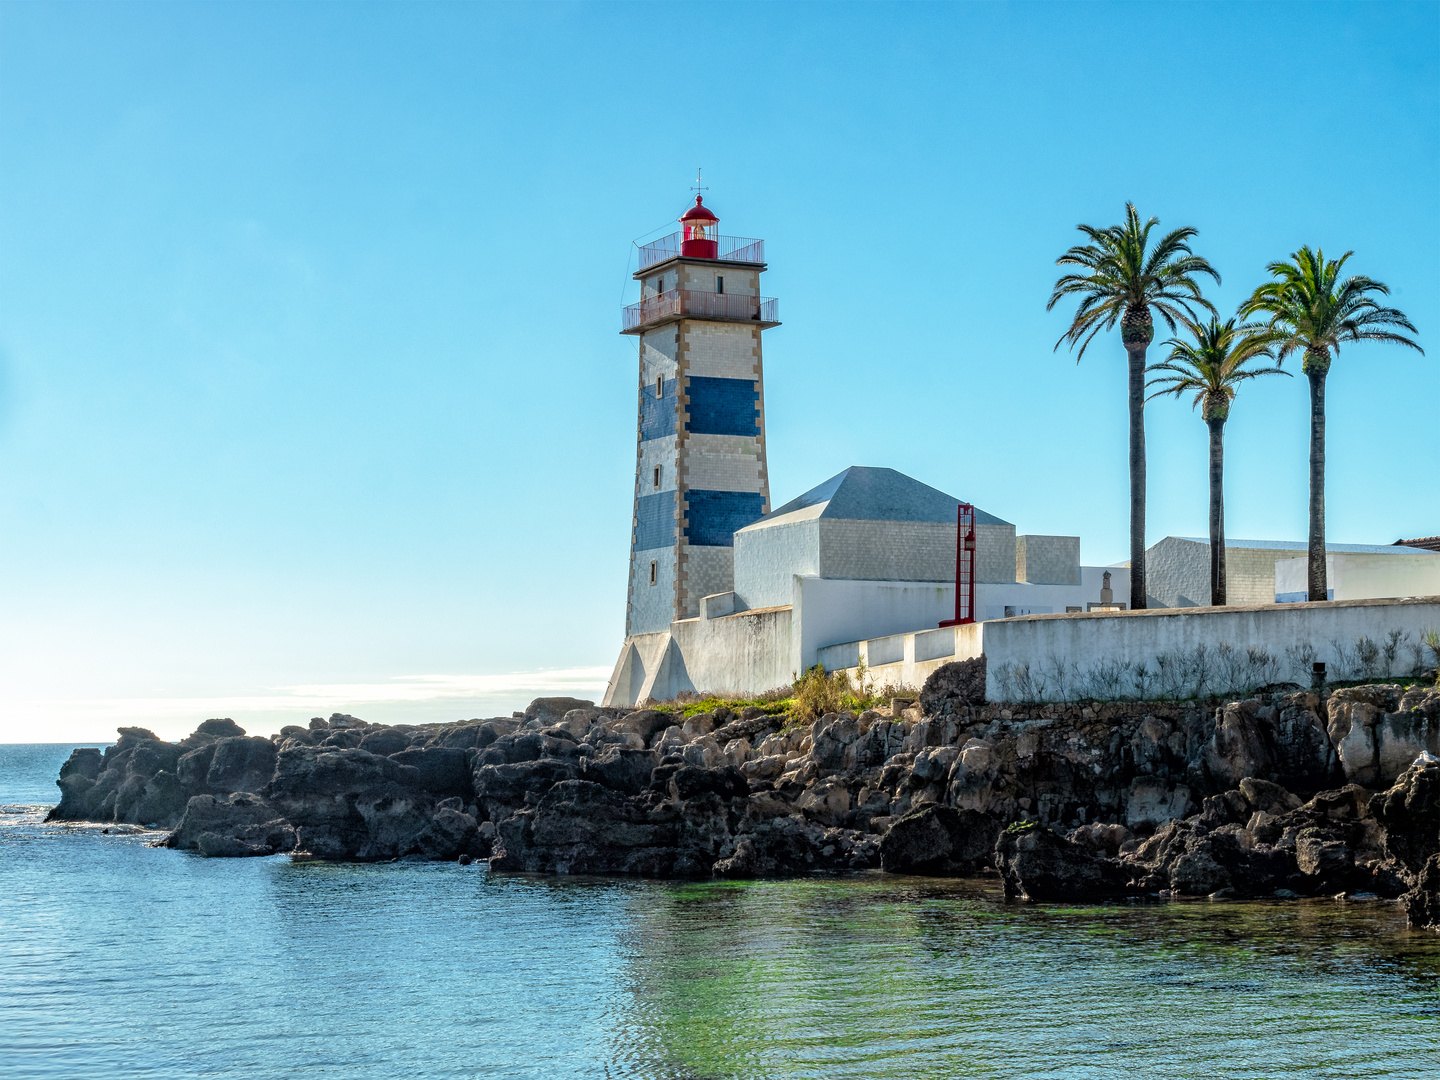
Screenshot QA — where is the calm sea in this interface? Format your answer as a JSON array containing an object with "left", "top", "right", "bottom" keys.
[{"left": 3, "top": 742, "right": 1439, "bottom": 1079}]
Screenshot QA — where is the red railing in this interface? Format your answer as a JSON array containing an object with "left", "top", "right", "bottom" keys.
[
  {"left": 636, "top": 233, "right": 765, "bottom": 270},
  {"left": 622, "top": 290, "right": 779, "bottom": 332}
]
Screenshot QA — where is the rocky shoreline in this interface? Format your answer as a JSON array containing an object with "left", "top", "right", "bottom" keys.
[{"left": 45, "top": 661, "right": 1440, "bottom": 928}]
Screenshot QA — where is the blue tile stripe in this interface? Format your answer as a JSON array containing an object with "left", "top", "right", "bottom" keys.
[
  {"left": 640, "top": 377, "right": 677, "bottom": 441},
  {"left": 687, "top": 376, "right": 758, "bottom": 436},
  {"left": 633, "top": 490, "right": 676, "bottom": 551},
  {"left": 685, "top": 490, "right": 765, "bottom": 547}
]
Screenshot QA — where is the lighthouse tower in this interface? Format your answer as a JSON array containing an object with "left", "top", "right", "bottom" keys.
[{"left": 620, "top": 196, "right": 779, "bottom": 637}]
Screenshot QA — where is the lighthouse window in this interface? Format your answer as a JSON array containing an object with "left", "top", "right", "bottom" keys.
[
  {"left": 655, "top": 375, "right": 664, "bottom": 398},
  {"left": 649, "top": 560, "right": 657, "bottom": 586},
  {"left": 716, "top": 275, "right": 724, "bottom": 294},
  {"left": 653, "top": 465, "right": 661, "bottom": 489}
]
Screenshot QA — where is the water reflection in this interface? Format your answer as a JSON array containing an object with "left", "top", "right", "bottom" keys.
[{"left": 607, "top": 876, "right": 1440, "bottom": 1080}]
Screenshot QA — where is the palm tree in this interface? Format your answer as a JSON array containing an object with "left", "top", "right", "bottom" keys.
[
  {"left": 1147, "top": 317, "right": 1289, "bottom": 605},
  {"left": 1049, "top": 203, "right": 1220, "bottom": 609},
  {"left": 1240, "top": 247, "right": 1423, "bottom": 602}
]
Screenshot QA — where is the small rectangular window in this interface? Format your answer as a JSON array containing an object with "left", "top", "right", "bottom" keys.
[
  {"left": 655, "top": 375, "right": 663, "bottom": 398},
  {"left": 649, "top": 560, "right": 657, "bottom": 585},
  {"left": 653, "top": 465, "right": 661, "bottom": 489},
  {"left": 716, "top": 275, "right": 724, "bottom": 294}
]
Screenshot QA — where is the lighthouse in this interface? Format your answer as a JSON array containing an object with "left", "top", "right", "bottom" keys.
[{"left": 620, "top": 196, "right": 779, "bottom": 637}]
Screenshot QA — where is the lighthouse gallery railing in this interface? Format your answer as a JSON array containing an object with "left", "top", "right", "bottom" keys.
[
  {"left": 622, "top": 290, "right": 778, "bottom": 332},
  {"left": 635, "top": 234, "right": 765, "bottom": 271}
]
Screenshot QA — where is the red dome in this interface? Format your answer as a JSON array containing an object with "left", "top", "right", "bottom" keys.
[{"left": 680, "top": 196, "right": 718, "bottom": 223}]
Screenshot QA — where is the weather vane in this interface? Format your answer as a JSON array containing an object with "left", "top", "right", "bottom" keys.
[{"left": 691, "top": 167, "right": 708, "bottom": 196}]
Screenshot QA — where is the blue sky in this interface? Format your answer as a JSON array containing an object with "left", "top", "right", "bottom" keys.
[{"left": 1, "top": 2, "right": 1435, "bottom": 741}]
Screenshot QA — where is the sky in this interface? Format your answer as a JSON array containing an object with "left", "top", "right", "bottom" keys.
[{"left": 1, "top": 1, "right": 1436, "bottom": 742}]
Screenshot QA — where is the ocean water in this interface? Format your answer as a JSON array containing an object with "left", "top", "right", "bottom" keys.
[{"left": 3, "top": 743, "right": 1439, "bottom": 1079}]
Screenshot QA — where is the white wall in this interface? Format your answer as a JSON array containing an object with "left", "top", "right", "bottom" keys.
[
  {"left": 981, "top": 596, "right": 1440, "bottom": 701},
  {"left": 602, "top": 605, "right": 797, "bottom": 706},
  {"left": 794, "top": 576, "right": 957, "bottom": 669},
  {"left": 733, "top": 515, "right": 820, "bottom": 609},
  {"left": 1277, "top": 552, "right": 1440, "bottom": 602}
]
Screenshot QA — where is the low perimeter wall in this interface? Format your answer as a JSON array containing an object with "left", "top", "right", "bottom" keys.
[{"left": 828, "top": 596, "right": 1440, "bottom": 702}]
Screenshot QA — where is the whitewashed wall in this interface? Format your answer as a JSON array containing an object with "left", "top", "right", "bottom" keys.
[{"left": 981, "top": 596, "right": 1440, "bottom": 702}]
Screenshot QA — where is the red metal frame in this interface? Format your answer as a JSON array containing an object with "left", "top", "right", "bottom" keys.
[{"left": 939, "top": 503, "right": 976, "bottom": 627}]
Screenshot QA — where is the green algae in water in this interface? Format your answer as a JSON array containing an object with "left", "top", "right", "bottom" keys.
[{"left": 608, "top": 876, "right": 1440, "bottom": 1079}]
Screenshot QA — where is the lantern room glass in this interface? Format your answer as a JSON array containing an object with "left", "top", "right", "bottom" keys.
[{"left": 681, "top": 214, "right": 719, "bottom": 259}]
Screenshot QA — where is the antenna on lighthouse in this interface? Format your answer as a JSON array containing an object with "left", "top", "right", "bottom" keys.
[{"left": 691, "top": 167, "right": 708, "bottom": 196}]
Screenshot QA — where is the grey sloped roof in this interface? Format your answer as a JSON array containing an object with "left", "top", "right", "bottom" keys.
[
  {"left": 765, "top": 466, "right": 1009, "bottom": 525},
  {"left": 1173, "top": 536, "right": 1437, "bottom": 556}
]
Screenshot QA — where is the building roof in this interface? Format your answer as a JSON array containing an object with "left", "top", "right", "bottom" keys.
[
  {"left": 1170, "top": 536, "right": 1436, "bottom": 556},
  {"left": 746, "top": 466, "right": 1010, "bottom": 529},
  {"left": 1396, "top": 536, "right": 1440, "bottom": 553},
  {"left": 680, "top": 196, "right": 717, "bottom": 223}
]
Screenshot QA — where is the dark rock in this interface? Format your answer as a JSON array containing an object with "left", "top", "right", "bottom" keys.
[
  {"left": 478, "top": 731, "right": 579, "bottom": 766},
  {"left": 879, "top": 805, "right": 1000, "bottom": 875},
  {"left": 490, "top": 780, "right": 685, "bottom": 874},
  {"left": 416, "top": 806, "right": 484, "bottom": 860},
  {"left": 670, "top": 765, "right": 748, "bottom": 802},
  {"left": 132, "top": 770, "right": 190, "bottom": 827},
  {"left": 434, "top": 721, "right": 504, "bottom": 750},
  {"left": 472, "top": 759, "right": 580, "bottom": 822},
  {"left": 1296, "top": 834, "right": 1353, "bottom": 878},
  {"left": 995, "top": 823, "right": 1134, "bottom": 901},
  {"left": 711, "top": 713, "right": 784, "bottom": 746},
  {"left": 579, "top": 747, "right": 659, "bottom": 796},
  {"left": 920, "top": 657, "right": 988, "bottom": 715},
  {"left": 1401, "top": 853, "right": 1440, "bottom": 928},
  {"left": 58, "top": 747, "right": 104, "bottom": 782},
  {"left": 183, "top": 718, "right": 247, "bottom": 745},
  {"left": 176, "top": 744, "right": 216, "bottom": 789},
  {"left": 1371, "top": 753, "right": 1440, "bottom": 876},
  {"left": 810, "top": 714, "right": 862, "bottom": 773},
  {"left": 265, "top": 746, "right": 431, "bottom": 860},
  {"left": 165, "top": 792, "right": 295, "bottom": 856},
  {"left": 614, "top": 709, "right": 679, "bottom": 745},
  {"left": 713, "top": 815, "right": 873, "bottom": 877},
  {"left": 205, "top": 736, "right": 278, "bottom": 794},
  {"left": 1122, "top": 818, "right": 1302, "bottom": 897},
  {"left": 525, "top": 697, "right": 595, "bottom": 724},
  {"left": 1238, "top": 777, "right": 1302, "bottom": 816},
  {"left": 359, "top": 729, "right": 412, "bottom": 756},
  {"left": 389, "top": 747, "right": 474, "bottom": 800},
  {"left": 1200, "top": 696, "right": 1339, "bottom": 797}
]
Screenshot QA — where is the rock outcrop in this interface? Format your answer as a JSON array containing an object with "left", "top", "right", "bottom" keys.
[
  {"left": 41, "top": 683, "right": 1440, "bottom": 926},
  {"left": 879, "top": 805, "right": 1000, "bottom": 875}
]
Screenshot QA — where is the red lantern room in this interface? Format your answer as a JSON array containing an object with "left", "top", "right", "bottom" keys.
[{"left": 680, "top": 196, "right": 719, "bottom": 259}]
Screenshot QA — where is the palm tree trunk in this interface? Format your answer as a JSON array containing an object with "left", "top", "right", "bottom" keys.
[
  {"left": 1307, "top": 369, "right": 1327, "bottom": 602},
  {"left": 1207, "top": 416, "right": 1226, "bottom": 606},
  {"left": 1126, "top": 340, "right": 1148, "bottom": 609}
]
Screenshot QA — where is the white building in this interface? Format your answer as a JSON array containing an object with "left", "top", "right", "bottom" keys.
[
  {"left": 1275, "top": 549, "right": 1440, "bottom": 603},
  {"left": 605, "top": 464, "right": 1127, "bottom": 706},
  {"left": 1145, "top": 535, "right": 1440, "bottom": 607}
]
